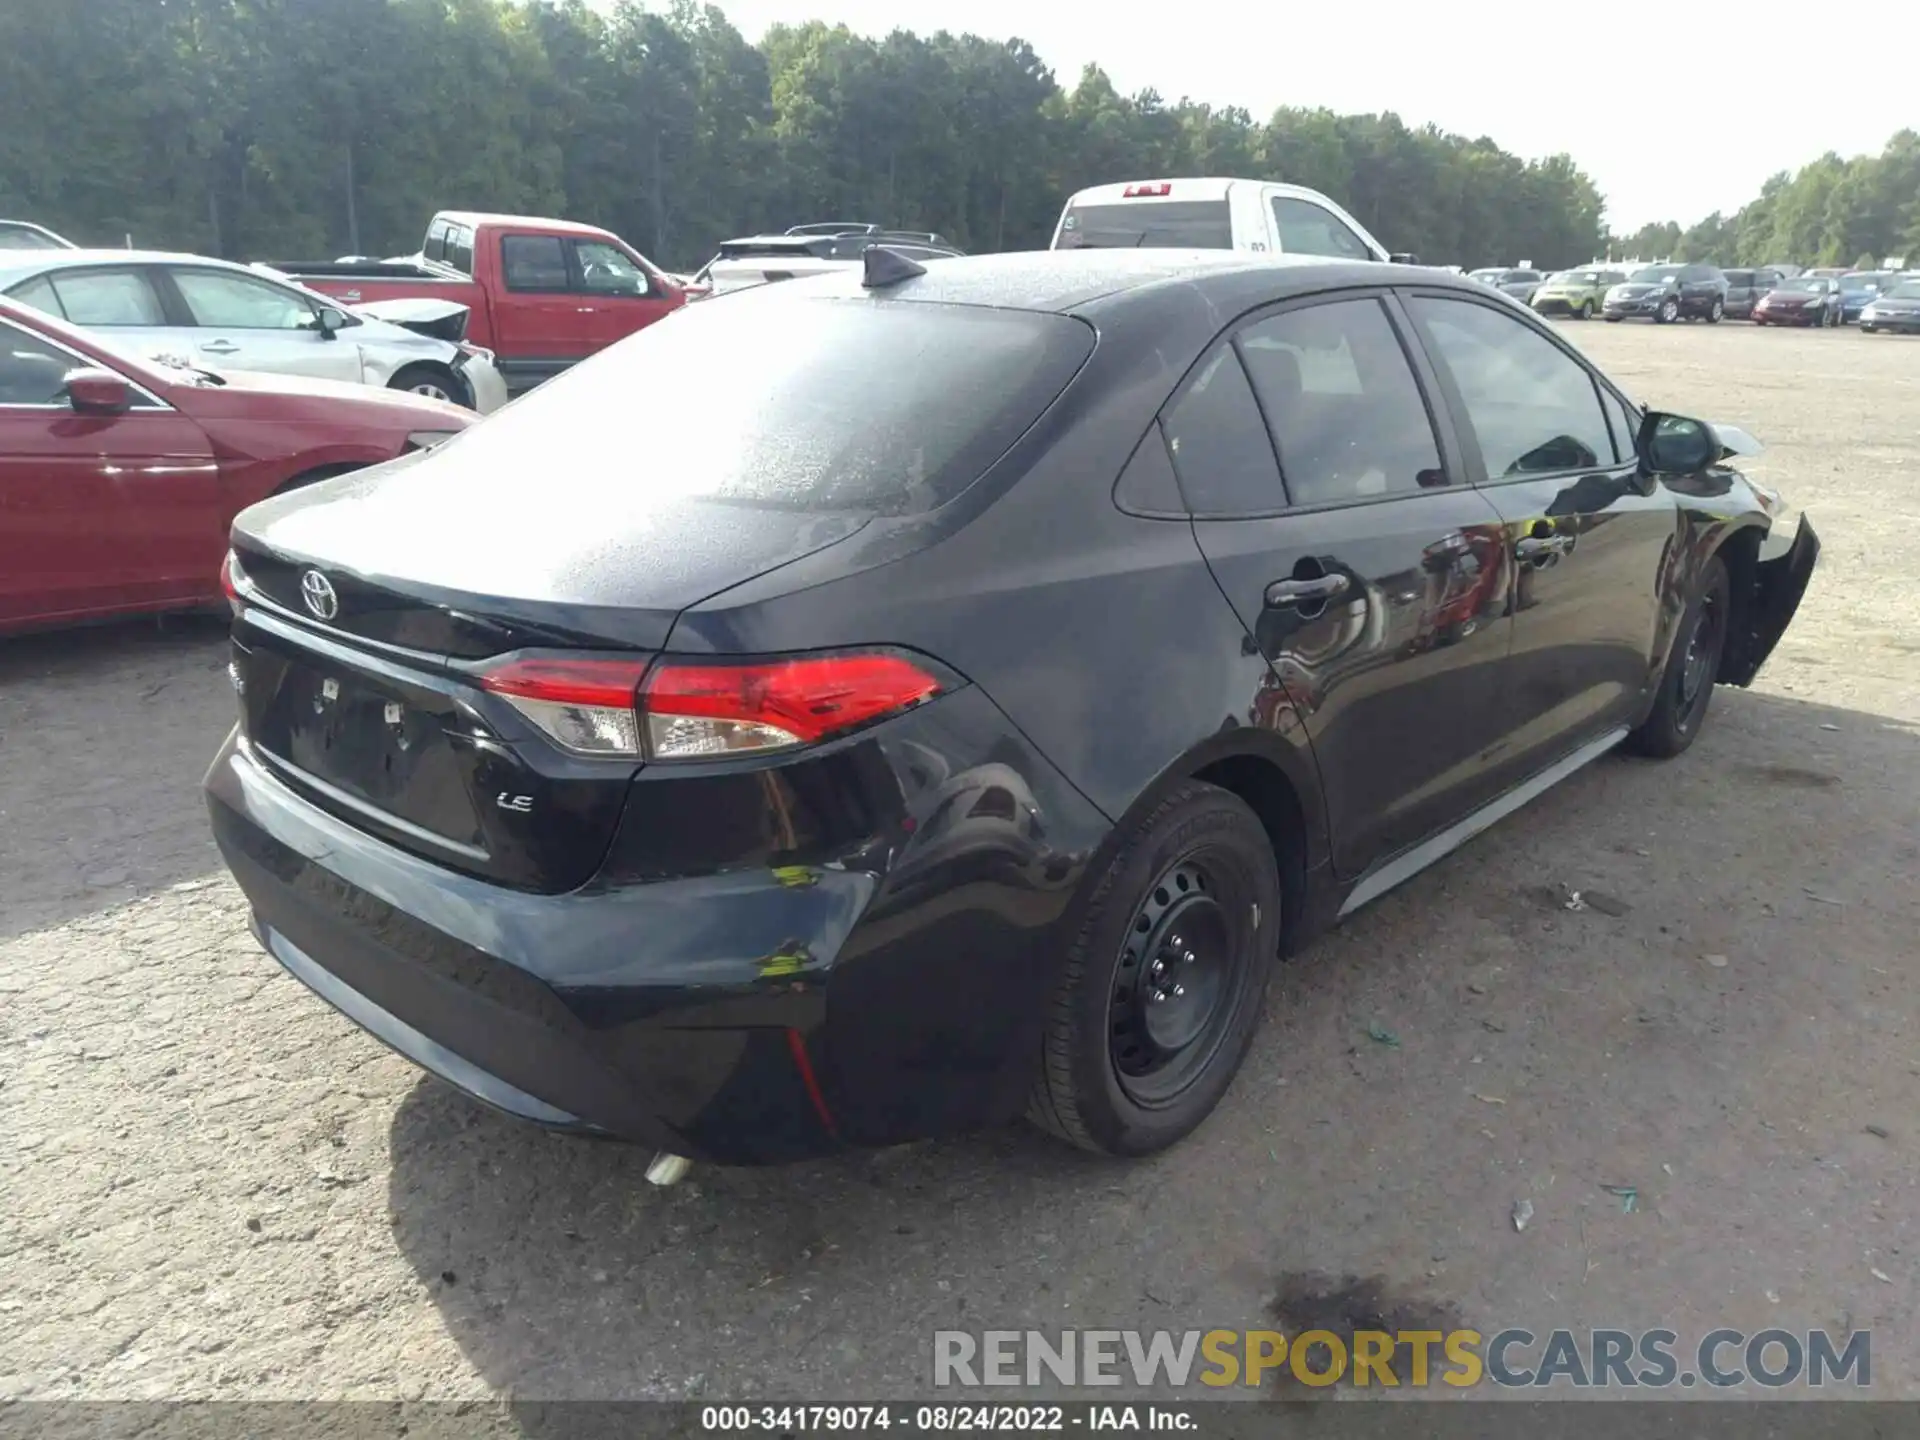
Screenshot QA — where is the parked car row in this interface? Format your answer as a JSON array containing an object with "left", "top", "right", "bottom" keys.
[{"left": 1474, "top": 256, "right": 1920, "bottom": 330}]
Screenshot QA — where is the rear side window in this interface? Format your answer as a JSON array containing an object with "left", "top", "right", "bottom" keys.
[
  {"left": 1272, "top": 198, "right": 1373, "bottom": 261},
  {"left": 1056, "top": 201, "right": 1232, "bottom": 250},
  {"left": 0, "top": 318, "right": 78, "bottom": 404},
  {"left": 1162, "top": 349, "right": 1282, "bottom": 515},
  {"left": 7, "top": 275, "right": 63, "bottom": 317},
  {"left": 1237, "top": 298, "right": 1445, "bottom": 504},
  {"left": 48, "top": 269, "right": 166, "bottom": 326},
  {"left": 423, "top": 220, "right": 450, "bottom": 264},
  {"left": 445, "top": 226, "right": 475, "bottom": 276},
  {"left": 464, "top": 295, "right": 1095, "bottom": 515},
  {"left": 1411, "top": 296, "right": 1613, "bottom": 478},
  {"left": 502, "top": 235, "right": 570, "bottom": 291},
  {"left": 1725, "top": 270, "right": 1753, "bottom": 286}
]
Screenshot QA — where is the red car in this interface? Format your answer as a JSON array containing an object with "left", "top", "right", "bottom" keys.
[
  {"left": 0, "top": 296, "right": 475, "bottom": 634},
  {"left": 268, "top": 212, "right": 689, "bottom": 395}
]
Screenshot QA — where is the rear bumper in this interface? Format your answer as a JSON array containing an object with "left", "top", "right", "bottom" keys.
[{"left": 205, "top": 684, "right": 1109, "bottom": 1163}]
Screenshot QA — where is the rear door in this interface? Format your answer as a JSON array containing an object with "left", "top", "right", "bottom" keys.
[
  {"left": 11, "top": 265, "right": 178, "bottom": 365},
  {"left": 488, "top": 231, "right": 594, "bottom": 385},
  {"left": 571, "top": 237, "right": 678, "bottom": 350},
  {"left": 156, "top": 265, "right": 364, "bottom": 383},
  {"left": 1174, "top": 290, "right": 1516, "bottom": 878},
  {"left": 1402, "top": 290, "right": 1678, "bottom": 784},
  {"left": 0, "top": 317, "right": 218, "bottom": 624}
]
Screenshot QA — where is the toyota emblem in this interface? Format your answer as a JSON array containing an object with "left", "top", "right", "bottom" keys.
[{"left": 299, "top": 569, "right": 339, "bottom": 621}]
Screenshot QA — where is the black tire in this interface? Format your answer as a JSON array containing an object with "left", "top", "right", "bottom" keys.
[
  {"left": 1707, "top": 298, "right": 1724, "bottom": 323},
  {"left": 1603, "top": 315, "right": 1622, "bottom": 323},
  {"left": 1027, "top": 781, "right": 1281, "bottom": 1157},
  {"left": 1656, "top": 297, "right": 1679, "bottom": 324},
  {"left": 388, "top": 363, "right": 472, "bottom": 409},
  {"left": 1628, "top": 553, "right": 1731, "bottom": 759},
  {"left": 1578, "top": 300, "right": 1595, "bottom": 320}
]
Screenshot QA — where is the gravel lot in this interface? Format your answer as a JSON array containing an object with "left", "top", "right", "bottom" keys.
[{"left": 2, "top": 321, "right": 1916, "bottom": 1403}]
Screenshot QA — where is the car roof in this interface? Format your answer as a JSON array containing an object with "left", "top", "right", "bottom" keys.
[
  {"left": 0, "top": 248, "right": 249, "bottom": 286},
  {"left": 746, "top": 248, "right": 1462, "bottom": 317},
  {"left": 1062, "top": 177, "right": 1352, "bottom": 207},
  {"left": 433, "top": 211, "right": 611, "bottom": 239}
]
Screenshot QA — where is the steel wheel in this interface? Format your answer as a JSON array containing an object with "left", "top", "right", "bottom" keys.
[
  {"left": 1107, "top": 858, "right": 1246, "bottom": 1106},
  {"left": 1674, "top": 580, "right": 1726, "bottom": 737}
]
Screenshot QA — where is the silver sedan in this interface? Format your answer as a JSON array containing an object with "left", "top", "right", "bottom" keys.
[{"left": 0, "top": 250, "right": 507, "bottom": 413}]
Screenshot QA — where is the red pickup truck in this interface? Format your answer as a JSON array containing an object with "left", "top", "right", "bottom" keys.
[{"left": 268, "top": 212, "right": 687, "bottom": 394}]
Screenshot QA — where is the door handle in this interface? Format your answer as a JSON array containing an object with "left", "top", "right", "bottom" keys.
[
  {"left": 199, "top": 340, "right": 240, "bottom": 355},
  {"left": 1264, "top": 573, "right": 1350, "bottom": 608},
  {"left": 1514, "top": 535, "right": 1574, "bottom": 562}
]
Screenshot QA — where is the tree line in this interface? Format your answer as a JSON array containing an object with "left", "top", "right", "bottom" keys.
[
  {"left": 6, "top": 1, "right": 1902, "bottom": 276},
  {"left": 1, "top": 0, "right": 1612, "bottom": 271},
  {"left": 1612, "top": 131, "right": 1920, "bottom": 270}
]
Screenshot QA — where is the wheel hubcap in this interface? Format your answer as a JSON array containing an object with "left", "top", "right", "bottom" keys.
[
  {"left": 1109, "top": 862, "right": 1237, "bottom": 1096},
  {"left": 411, "top": 382, "right": 452, "bottom": 400}
]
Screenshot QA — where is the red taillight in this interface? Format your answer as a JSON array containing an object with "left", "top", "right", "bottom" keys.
[
  {"left": 476, "top": 650, "right": 944, "bottom": 760},
  {"left": 1122, "top": 181, "right": 1173, "bottom": 198},
  {"left": 642, "top": 653, "right": 943, "bottom": 759},
  {"left": 220, "top": 550, "right": 243, "bottom": 613}
]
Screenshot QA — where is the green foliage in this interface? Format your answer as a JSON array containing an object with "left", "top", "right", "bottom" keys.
[
  {"left": 2, "top": 0, "right": 1607, "bottom": 269},
  {"left": 1616, "top": 132, "right": 1920, "bottom": 268}
]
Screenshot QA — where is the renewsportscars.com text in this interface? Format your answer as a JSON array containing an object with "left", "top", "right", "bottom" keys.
[{"left": 932, "top": 1327, "right": 1871, "bottom": 1389}]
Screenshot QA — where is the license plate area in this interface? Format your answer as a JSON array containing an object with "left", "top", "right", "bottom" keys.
[{"left": 239, "top": 638, "right": 486, "bottom": 855}]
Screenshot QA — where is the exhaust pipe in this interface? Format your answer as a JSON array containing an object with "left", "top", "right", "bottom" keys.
[{"left": 645, "top": 1151, "right": 692, "bottom": 1187}]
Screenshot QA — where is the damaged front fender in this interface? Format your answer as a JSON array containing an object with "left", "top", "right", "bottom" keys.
[{"left": 1721, "top": 516, "right": 1819, "bottom": 687}]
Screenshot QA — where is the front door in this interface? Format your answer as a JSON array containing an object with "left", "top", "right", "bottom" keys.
[
  {"left": 159, "top": 266, "right": 365, "bottom": 384},
  {"left": 1170, "top": 291, "right": 1515, "bottom": 879},
  {"left": 571, "top": 238, "right": 679, "bottom": 351},
  {"left": 1402, "top": 291, "right": 1679, "bottom": 783},
  {"left": 0, "top": 318, "right": 218, "bottom": 625}
]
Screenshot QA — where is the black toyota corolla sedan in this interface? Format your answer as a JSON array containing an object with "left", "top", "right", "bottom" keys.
[{"left": 206, "top": 249, "right": 1818, "bottom": 1168}]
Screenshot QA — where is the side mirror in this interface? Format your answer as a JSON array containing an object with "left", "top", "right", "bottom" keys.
[
  {"left": 1637, "top": 412, "right": 1717, "bottom": 475},
  {"left": 315, "top": 306, "right": 349, "bottom": 338},
  {"left": 64, "top": 368, "right": 133, "bottom": 416}
]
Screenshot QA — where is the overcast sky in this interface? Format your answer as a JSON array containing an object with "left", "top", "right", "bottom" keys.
[{"left": 644, "top": 0, "right": 1911, "bottom": 231}]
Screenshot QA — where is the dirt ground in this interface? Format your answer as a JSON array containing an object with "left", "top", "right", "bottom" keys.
[{"left": 1, "top": 321, "right": 1916, "bottom": 1404}]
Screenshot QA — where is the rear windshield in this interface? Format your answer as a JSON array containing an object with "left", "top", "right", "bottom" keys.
[
  {"left": 1055, "top": 200, "right": 1232, "bottom": 250},
  {"left": 468, "top": 294, "right": 1094, "bottom": 515}
]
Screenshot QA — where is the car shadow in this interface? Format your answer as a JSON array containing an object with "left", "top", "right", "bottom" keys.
[
  {"left": 383, "top": 684, "right": 1919, "bottom": 1403},
  {"left": 0, "top": 613, "right": 234, "bottom": 940}
]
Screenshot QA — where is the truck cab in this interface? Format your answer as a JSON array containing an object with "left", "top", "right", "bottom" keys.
[{"left": 1049, "top": 178, "right": 1411, "bottom": 264}]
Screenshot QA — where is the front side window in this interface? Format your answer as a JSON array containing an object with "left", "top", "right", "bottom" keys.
[
  {"left": 1411, "top": 296, "right": 1613, "bottom": 478},
  {"left": 46, "top": 269, "right": 166, "bottom": 327},
  {"left": 502, "top": 235, "right": 569, "bottom": 291},
  {"left": 1163, "top": 348, "right": 1284, "bottom": 515},
  {"left": 172, "top": 270, "right": 315, "bottom": 329},
  {"left": 1237, "top": 298, "right": 1444, "bottom": 505},
  {"left": 1271, "top": 197, "right": 1374, "bottom": 261},
  {"left": 574, "top": 239, "right": 651, "bottom": 295},
  {"left": 0, "top": 319, "right": 79, "bottom": 404}
]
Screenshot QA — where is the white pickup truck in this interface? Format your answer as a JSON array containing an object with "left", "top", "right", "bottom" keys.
[{"left": 1050, "top": 178, "right": 1417, "bottom": 265}]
